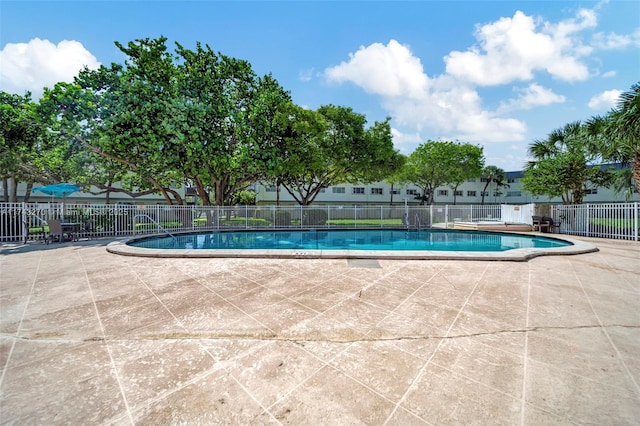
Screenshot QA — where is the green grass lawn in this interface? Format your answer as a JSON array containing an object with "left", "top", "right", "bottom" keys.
[
  {"left": 590, "top": 218, "right": 637, "bottom": 229},
  {"left": 192, "top": 217, "right": 405, "bottom": 227},
  {"left": 326, "top": 218, "right": 403, "bottom": 226}
]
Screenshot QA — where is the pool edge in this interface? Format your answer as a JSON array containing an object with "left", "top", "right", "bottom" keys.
[{"left": 106, "top": 232, "right": 598, "bottom": 261}]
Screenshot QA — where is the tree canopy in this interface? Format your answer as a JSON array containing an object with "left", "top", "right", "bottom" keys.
[
  {"left": 274, "top": 104, "right": 401, "bottom": 205},
  {"left": 587, "top": 82, "right": 640, "bottom": 196},
  {"left": 522, "top": 121, "right": 613, "bottom": 204},
  {"left": 401, "top": 140, "right": 484, "bottom": 205},
  {"left": 40, "top": 36, "right": 292, "bottom": 206}
]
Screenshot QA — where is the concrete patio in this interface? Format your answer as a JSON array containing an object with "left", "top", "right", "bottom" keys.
[{"left": 1, "top": 236, "right": 639, "bottom": 425}]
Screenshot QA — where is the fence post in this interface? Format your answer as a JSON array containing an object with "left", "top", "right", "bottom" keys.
[
  {"left": 445, "top": 205, "right": 449, "bottom": 229},
  {"left": 633, "top": 202, "right": 640, "bottom": 241},
  {"left": 21, "top": 202, "right": 27, "bottom": 243}
]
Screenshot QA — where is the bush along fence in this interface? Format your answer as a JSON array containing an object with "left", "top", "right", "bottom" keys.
[{"left": 0, "top": 202, "right": 637, "bottom": 242}]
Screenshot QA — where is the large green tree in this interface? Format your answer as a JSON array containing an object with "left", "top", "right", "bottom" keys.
[
  {"left": 275, "top": 104, "right": 400, "bottom": 205},
  {"left": 523, "top": 121, "right": 612, "bottom": 204},
  {"left": 0, "top": 91, "right": 85, "bottom": 201},
  {"left": 41, "top": 37, "right": 291, "bottom": 206},
  {"left": 402, "top": 140, "right": 470, "bottom": 205},
  {"left": 446, "top": 143, "right": 485, "bottom": 205},
  {"left": 1, "top": 92, "right": 40, "bottom": 201}
]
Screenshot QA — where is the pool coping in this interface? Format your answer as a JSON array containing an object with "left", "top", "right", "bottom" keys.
[{"left": 106, "top": 230, "right": 598, "bottom": 261}]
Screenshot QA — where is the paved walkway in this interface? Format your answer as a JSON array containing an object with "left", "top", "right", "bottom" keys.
[{"left": 1, "top": 237, "right": 639, "bottom": 425}]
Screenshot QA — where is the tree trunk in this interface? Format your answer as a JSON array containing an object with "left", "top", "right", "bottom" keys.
[
  {"left": 24, "top": 182, "right": 33, "bottom": 203},
  {"left": 9, "top": 177, "right": 17, "bottom": 202},
  {"left": 481, "top": 180, "right": 490, "bottom": 205},
  {"left": 214, "top": 177, "right": 228, "bottom": 206}
]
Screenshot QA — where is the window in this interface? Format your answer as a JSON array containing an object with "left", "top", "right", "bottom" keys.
[
  {"left": 353, "top": 187, "right": 365, "bottom": 194},
  {"left": 467, "top": 190, "right": 477, "bottom": 197},
  {"left": 406, "top": 189, "right": 418, "bottom": 195},
  {"left": 332, "top": 187, "right": 345, "bottom": 194},
  {"left": 371, "top": 188, "right": 383, "bottom": 195},
  {"left": 265, "top": 186, "right": 278, "bottom": 192},
  {"left": 584, "top": 188, "right": 598, "bottom": 195},
  {"left": 493, "top": 191, "right": 502, "bottom": 197},
  {"left": 507, "top": 178, "right": 517, "bottom": 183},
  {"left": 391, "top": 189, "right": 401, "bottom": 194},
  {"left": 481, "top": 191, "right": 489, "bottom": 197},
  {"left": 506, "top": 191, "right": 522, "bottom": 197},
  {"left": 437, "top": 190, "right": 448, "bottom": 196},
  {"left": 454, "top": 190, "right": 463, "bottom": 197},
  {"left": 467, "top": 178, "right": 476, "bottom": 182},
  {"left": 480, "top": 177, "right": 489, "bottom": 183}
]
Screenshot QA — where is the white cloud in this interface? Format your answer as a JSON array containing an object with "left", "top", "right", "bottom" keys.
[
  {"left": 325, "top": 40, "right": 429, "bottom": 98},
  {"left": 601, "top": 70, "right": 617, "bottom": 78},
  {"left": 588, "top": 89, "right": 622, "bottom": 110},
  {"left": 0, "top": 38, "right": 100, "bottom": 98},
  {"left": 324, "top": 41, "right": 528, "bottom": 147},
  {"left": 322, "top": 3, "right": 634, "bottom": 161},
  {"left": 444, "top": 9, "right": 594, "bottom": 85},
  {"left": 592, "top": 32, "right": 634, "bottom": 49},
  {"left": 498, "top": 84, "right": 566, "bottom": 113}
]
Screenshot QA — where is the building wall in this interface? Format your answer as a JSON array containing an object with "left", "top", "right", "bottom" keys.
[{"left": 255, "top": 170, "right": 639, "bottom": 205}]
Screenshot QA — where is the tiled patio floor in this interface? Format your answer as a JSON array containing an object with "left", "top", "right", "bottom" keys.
[{"left": 1, "top": 237, "right": 639, "bottom": 425}]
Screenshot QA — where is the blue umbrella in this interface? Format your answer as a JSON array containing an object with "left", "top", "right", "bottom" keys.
[{"left": 33, "top": 183, "right": 81, "bottom": 200}]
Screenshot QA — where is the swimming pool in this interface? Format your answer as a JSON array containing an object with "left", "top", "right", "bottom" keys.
[{"left": 107, "top": 228, "right": 598, "bottom": 261}]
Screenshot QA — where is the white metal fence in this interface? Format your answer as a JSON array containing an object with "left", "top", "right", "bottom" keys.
[
  {"left": 551, "top": 203, "right": 639, "bottom": 241},
  {"left": 1, "top": 202, "right": 637, "bottom": 243}
]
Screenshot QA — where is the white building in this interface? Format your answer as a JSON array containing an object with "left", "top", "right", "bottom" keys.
[{"left": 254, "top": 167, "right": 639, "bottom": 206}]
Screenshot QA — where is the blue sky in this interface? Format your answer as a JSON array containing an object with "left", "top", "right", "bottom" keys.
[{"left": 2, "top": 0, "right": 639, "bottom": 171}]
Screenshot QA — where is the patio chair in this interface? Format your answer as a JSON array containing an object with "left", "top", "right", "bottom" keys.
[
  {"left": 531, "top": 216, "right": 549, "bottom": 232},
  {"left": 45, "top": 219, "right": 69, "bottom": 244},
  {"left": 542, "top": 216, "right": 561, "bottom": 233}
]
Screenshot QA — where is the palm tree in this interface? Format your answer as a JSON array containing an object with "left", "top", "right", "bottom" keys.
[
  {"left": 592, "top": 83, "right": 640, "bottom": 195},
  {"left": 480, "top": 165, "right": 508, "bottom": 205},
  {"left": 526, "top": 120, "right": 616, "bottom": 204}
]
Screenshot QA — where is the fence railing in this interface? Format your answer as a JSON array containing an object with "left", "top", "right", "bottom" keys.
[
  {"left": 551, "top": 203, "right": 639, "bottom": 241},
  {"left": 1, "top": 202, "right": 637, "bottom": 243}
]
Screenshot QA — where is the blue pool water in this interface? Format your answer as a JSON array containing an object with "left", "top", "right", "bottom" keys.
[{"left": 128, "top": 229, "right": 572, "bottom": 252}]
